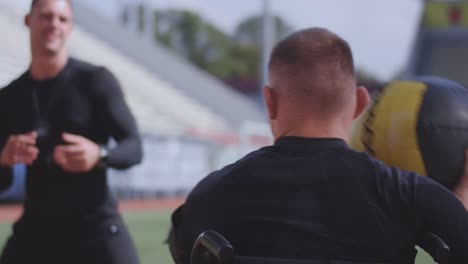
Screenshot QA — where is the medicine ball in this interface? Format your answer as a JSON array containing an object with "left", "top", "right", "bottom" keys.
[{"left": 350, "top": 76, "right": 468, "bottom": 189}]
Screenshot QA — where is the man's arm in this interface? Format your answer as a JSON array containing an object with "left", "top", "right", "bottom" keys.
[
  {"left": 53, "top": 67, "right": 142, "bottom": 173},
  {"left": 92, "top": 67, "right": 143, "bottom": 169},
  {"left": 168, "top": 171, "right": 223, "bottom": 264},
  {"left": 377, "top": 162, "right": 468, "bottom": 263},
  {"left": 0, "top": 135, "right": 37, "bottom": 190},
  {"left": 452, "top": 149, "right": 468, "bottom": 210},
  {"left": 411, "top": 175, "right": 468, "bottom": 263},
  {"left": 0, "top": 89, "right": 12, "bottom": 192},
  {"left": 168, "top": 205, "right": 189, "bottom": 264},
  {"left": 0, "top": 168, "right": 13, "bottom": 192},
  {"left": 418, "top": 149, "right": 468, "bottom": 262},
  {"left": 0, "top": 91, "right": 39, "bottom": 192}
]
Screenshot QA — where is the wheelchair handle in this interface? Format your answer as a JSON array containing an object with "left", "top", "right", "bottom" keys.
[{"left": 190, "top": 230, "right": 234, "bottom": 264}]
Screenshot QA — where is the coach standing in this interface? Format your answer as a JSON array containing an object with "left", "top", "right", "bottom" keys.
[{"left": 0, "top": 0, "right": 143, "bottom": 263}]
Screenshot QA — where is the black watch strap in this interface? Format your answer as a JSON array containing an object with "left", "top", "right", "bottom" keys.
[{"left": 97, "top": 146, "right": 109, "bottom": 169}]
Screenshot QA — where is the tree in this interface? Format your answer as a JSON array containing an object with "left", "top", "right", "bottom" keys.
[
  {"left": 233, "top": 15, "right": 293, "bottom": 47},
  {"left": 153, "top": 9, "right": 241, "bottom": 79},
  {"left": 227, "top": 15, "right": 293, "bottom": 92}
]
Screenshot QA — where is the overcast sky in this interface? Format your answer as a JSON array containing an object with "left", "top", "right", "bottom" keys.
[{"left": 16, "top": 0, "right": 424, "bottom": 81}]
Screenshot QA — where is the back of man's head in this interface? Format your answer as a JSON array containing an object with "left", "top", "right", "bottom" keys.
[{"left": 268, "top": 28, "right": 357, "bottom": 119}]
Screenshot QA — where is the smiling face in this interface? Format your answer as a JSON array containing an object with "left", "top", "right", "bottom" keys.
[{"left": 25, "top": 0, "right": 73, "bottom": 57}]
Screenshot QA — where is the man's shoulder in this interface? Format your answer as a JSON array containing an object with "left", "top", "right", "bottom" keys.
[
  {"left": 343, "top": 148, "right": 420, "bottom": 181},
  {"left": 68, "top": 58, "right": 104, "bottom": 78},
  {"left": 0, "top": 71, "right": 28, "bottom": 98},
  {"left": 69, "top": 58, "right": 118, "bottom": 79},
  {"left": 189, "top": 146, "right": 274, "bottom": 196},
  {"left": 1, "top": 80, "right": 18, "bottom": 94},
  {"left": 346, "top": 149, "right": 427, "bottom": 193},
  {"left": 341, "top": 148, "right": 383, "bottom": 171},
  {"left": 69, "top": 57, "right": 99, "bottom": 71},
  {"left": 219, "top": 146, "right": 273, "bottom": 177},
  {"left": 68, "top": 58, "right": 119, "bottom": 93}
]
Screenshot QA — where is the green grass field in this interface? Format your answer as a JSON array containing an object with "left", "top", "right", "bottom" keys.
[{"left": 0, "top": 210, "right": 434, "bottom": 263}]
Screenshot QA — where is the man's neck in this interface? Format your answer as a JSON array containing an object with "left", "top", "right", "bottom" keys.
[
  {"left": 274, "top": 119, "right": 351, "bottom": 143},
  {"left": 29, "top": 54, "right": 68, "bottom": 80}
]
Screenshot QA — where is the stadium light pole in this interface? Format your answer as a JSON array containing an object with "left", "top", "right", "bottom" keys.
[
  {"left": 142, "top": 0, "right": 156, "bottom": 43},
  {"left": 260, "top": 0, "right": 274, "bottom": 106}
]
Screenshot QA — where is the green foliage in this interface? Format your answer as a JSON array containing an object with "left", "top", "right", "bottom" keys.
[
  {"left": 233, "top": 15, "right": 293, "bottom": 47},
  {"left": 152, "top": 9, "right": 293, "bottom": 84},
  {"left": 153, "top": 9, "right": 238, "bottom": 79},
  {"left": 229, "top": 44, "right": 260, "bottom": 78},
  {"left": 356, "top": 69, "right": 380, "bottom": 84}
]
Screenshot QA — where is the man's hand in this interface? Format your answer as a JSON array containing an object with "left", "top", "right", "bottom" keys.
[
  {"left": 53, "top": 133, "right": 100, "bottom": 173},
  {"left": 453, "top": 149, "right": 468, "bottom": 210},
  {"left": 0, "top": 131, "right": 39, "bottom": 167}
]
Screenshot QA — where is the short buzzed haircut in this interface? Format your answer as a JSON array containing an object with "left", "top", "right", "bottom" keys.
[
  {"left": 268, "top": 28, "right": 357, "bottom": 116},
  {"left": 31, "top": 0, "right": 72, "bottom": 11}
]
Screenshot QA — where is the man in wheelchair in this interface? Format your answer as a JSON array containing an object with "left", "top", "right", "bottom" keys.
[{"left": 169, "top": 28, "right": 468, "bottom": 264}]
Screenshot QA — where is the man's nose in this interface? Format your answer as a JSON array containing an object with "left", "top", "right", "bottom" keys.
[{"left": 49, "top": 16, "right": 61, "bottom": 29}]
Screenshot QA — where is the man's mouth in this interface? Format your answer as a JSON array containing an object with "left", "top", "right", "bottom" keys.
[{"left": 43, "top": 32, "right": 61, "bottom": 41}]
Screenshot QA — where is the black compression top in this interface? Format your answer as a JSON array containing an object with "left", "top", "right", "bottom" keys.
[
  {"left": 0, "top": 58, "right": 142, "bottom": 228},
  {"left": 172, "top": 137, "right": 468, "bottom": 263}
]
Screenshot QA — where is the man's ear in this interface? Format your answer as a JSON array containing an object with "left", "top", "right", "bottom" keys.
[
  {"left": 263, "top": 86, "right": 278, "bottom": 120},
  {"left": 354, "top": 86, "right": 370, "bottom": 119},
  {"left": 25, "top": 14, "right": 31, "bottom": 28}
]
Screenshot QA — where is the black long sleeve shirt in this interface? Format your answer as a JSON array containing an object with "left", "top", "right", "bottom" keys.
[
  {"left": 172, "top": 137, "right": 468, "bottom": 263},
  {"left": 0, "top": 58, "right": 142, "bottom": 226}
]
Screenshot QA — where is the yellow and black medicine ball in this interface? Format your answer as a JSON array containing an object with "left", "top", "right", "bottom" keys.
[{"left": 350, "top": 76, "right": 468, "bottom": 189}]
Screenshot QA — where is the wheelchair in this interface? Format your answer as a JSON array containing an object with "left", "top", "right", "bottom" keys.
[{"left": 189, "top": 230, "right": 450, "bottom": 264}]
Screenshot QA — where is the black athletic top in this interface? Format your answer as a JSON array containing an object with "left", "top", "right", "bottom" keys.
[
  {"left": 172, "top": 137, "right": 468, "bottom": 263},
  {"left": 0, "top": 58, "right": 142, "bottom": 229}
]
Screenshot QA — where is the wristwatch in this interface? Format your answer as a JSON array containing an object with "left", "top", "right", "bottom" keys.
[{"left": 97, "top": 146, "right": 109, "bottom": 169}]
